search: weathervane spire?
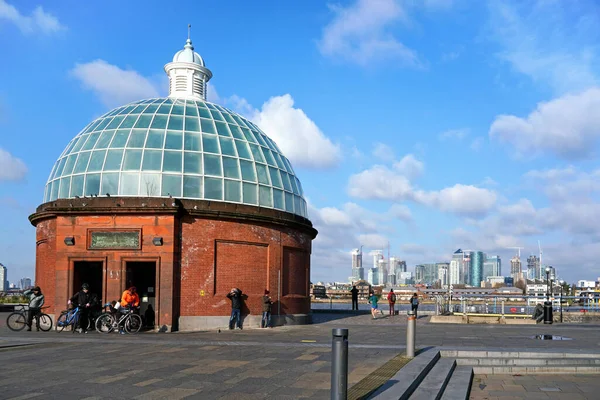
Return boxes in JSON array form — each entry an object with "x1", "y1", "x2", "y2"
[{"x1": 188, "y1": 24, "x2": 191, "y2": 41}]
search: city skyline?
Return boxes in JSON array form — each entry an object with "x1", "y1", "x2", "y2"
[{"x1": 1, "y1": 1, "x2": 600, "y2": 284}]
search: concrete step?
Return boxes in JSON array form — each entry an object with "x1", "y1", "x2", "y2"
[
  {"x1": 441, "y1": 350, "x2": 600, "y2": 359},
  {"x1": 472, "y1": 365, "x2": 600, "y2": 374},
  {"x1": 456, "y1": 357, "x2": 600, "y2": 366},
  {"x1": 440, "y1": 366, "x2": 473, "y2": 400},
  {"x1": 409, "y1": 358, "x2": 456, "y2": 400},
  {"x1": 369, "y1": 350, "x2": 440, "y2": 400}
]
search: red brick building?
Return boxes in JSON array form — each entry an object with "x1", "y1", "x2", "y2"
[{"x1": 29, "y1": 37, "x2": 317, "y2": 331}]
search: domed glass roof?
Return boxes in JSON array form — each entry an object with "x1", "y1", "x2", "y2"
[{"x1": 44, "y1": 97, "x2": 308, "y2": 218}]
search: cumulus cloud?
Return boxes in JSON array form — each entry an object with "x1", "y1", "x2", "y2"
[
  {"x1": 372, "y1": 142, "x2": 395, "y2": 162},
  {"x1": 317, "y1": 0, "x2": 420, "y2": 67},
  {"x1": 0, "y1": 0, "x2": 65, "y2": 34},
  {"x1": 348, "y1": 157, "x2": 496, "y2": 217},
  {"x1": 251, "y1": 94, "x2": 341, "y2": 169},
  {"x1": 0, "y1": 148, "x2": 27, "y2": 181},
  {"x1": 388, "y1": 203, "x2": 412, "y2": 223},
  {"x1": 71, "y1": 60, "x2": 160, "y2": 108},
  {"x1": 489, "y1": 88, "x2": 600, "y2": 159},
  {"x1": 358, "y1": 233, "x2": 389, "y2": 249},
  {"x1": 393, "y1": 154, "x2": 424, "y2": 180}
]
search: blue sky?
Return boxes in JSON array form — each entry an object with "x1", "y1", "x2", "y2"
[{"x1": 1, "y1": 0, "x2": 600, "y2": 285}]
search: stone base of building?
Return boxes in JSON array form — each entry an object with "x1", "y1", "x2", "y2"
[{"x1": 179, "y1": 314, "x2": 311, "y2": 331}]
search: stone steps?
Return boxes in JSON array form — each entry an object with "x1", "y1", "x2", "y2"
[
  {"x1": 456, "y1": 357, "x2": 600, "y2": 366},
  {"x1": 472, "y1": 365, "x2": 600, "y2": 374},
  {"x1": 410, "y1": 358, "x2": 456, "y2": 400}
]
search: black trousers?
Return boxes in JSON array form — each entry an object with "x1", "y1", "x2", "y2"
[
  {"x1": 78, "y1": 308, "x2": 90, "y2": 330},
  {"x1": 411, "y1": 305, "x2": 418, "y2": 315},
  {"x1": 27, "y1": 308, "x2": 41, "y2": 329},
  {"x1": 352, "y1": 298, "x2": 358, "y2": 310}
]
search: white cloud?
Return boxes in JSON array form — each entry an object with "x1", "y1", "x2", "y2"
[
  {"x1": 71, "y1": 60, "x2": 160, "y2": 108},
  {"x1": 372, "y1": 142, "x2": 395, "y2": 162},
  {"x1": 0, "y1": 148, "x2": 27, "y2": 181},
  {"x1": 358, "y1": 233, "x2": 389, "y2": 249},
  {"x1": 524, "y1": 166, "x2": 600, "y2": 202},
  {"x1": 488, "y1": 1, "x2": 599, "y2": 94},
  {"x1": 439, "y1": 128, "x2": 468, "y2": 141},
  {"x1": 489, "y1": 87, "x2": 600, "y2": 159},
  {"x1": 415, "y1": 184, "x2": 497, "y2": 217},
  {"x1": 388, "y1": 203, "x2": 412, "y2": 222},
  {"x1": 393, "y1": 154, "x2": 424, "y2": 179},
  {"x1": 319, "y1": 207, "x2": 353, "y2": 227},
  {"x1": 0, "y1": 0, "x2": 65, "y2": 34},
  {"x1": 318, "y1": 0, "x2": 420, "y2": 67},
  {"x1": 206, "y1": 82, "x2": 220, "y2": 104},
  {"x1": 251, "y1": 94, "x2": 341, "y2": 169},
  {"x1": 348, "y1": 161, "x2": 496, "y2": 217}
]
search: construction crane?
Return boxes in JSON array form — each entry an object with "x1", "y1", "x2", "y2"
[{"x1": 507, "y1": 247, "x2": 524, "y2": 259}]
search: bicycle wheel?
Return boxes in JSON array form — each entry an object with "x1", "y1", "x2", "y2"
[
  {"x1": 125, "y1": 313, "x2": 142, "y2": 334},
  {"x1": 56, "y1": 311, "x2": 68, "y2": 332},
  {"x1": 38, "y1": 314, "x2": 53, "y2": 332},
  {"x1": 95, "y1": 313, "x2": 114, "y2": 334},
  {"x1": 6, "y1": 312, "x2": 26, "y2": 331}
]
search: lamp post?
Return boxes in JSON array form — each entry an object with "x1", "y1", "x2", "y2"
[
  {"x1": 543, "y1": 267, "x2": 553, "y2": 324},
  {"x1": 559, "y1": 279, "x2": 564, "y2": 323}
]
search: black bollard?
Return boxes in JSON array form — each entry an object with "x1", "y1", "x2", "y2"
[
  {"x1": 331, "y1": 328, "x2": 348, "y2": 400},
  {"x1": 543, "y1": 301, "x2": 553, "y2": 324}
]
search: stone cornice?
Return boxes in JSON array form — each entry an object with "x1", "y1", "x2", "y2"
[{"x1": 29, "y1": 197, "x2": 318, "y2": 238}]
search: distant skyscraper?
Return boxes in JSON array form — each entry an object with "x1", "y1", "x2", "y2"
[
  {"x1": 452, "y1": 249, "x2": 471, "y2": 285},
  {"x1": 368, "y1": 268, "x2": 379, "y2": 285},
  {"x1": 470, "y1": 251, "x2": 484, "y2": 287},
  {"x1": 527, "y1": 255, "x2": 540, "y2": 280},
  {"x1": 510, "y1": 256, "x2": 523, "y2": 282},
  {"x1": 378, "y1": 259, "x2": 388, "y2": 286},
  {"x1": 449, "y1": 259, "x2": 460, "y2": 285},
  {"x1": 0, "y1": 264, "x2": 7, "y2": 292},
  {"x1": 351, "y1": 249, "x2": 364, "y2": 281},
  {"x1": 437, "y1": 263, "x2": 449, "y2": 286},
  {"x1": 20, "y1": 277, "x2": 32, "y2": 290},
  {"x1": 415, "y1": 263, "x2": 437, "y2": 285},
  {"x1": 483, "y1": 255, "x2": 501, "y2": 281}
]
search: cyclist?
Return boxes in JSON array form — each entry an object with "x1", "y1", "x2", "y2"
[
  {"x1": 23, "y1": 286, "x2": 44, "y2": 331},
  {"x1": 68, "y1": 283, "x2": 97, "y2": 333},
  {"x1": 119, "y1": 286, "x2": 140, "y2": 334}
]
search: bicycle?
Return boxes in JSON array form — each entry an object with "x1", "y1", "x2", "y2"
[
  {"x1": 95, "y1": 304, "x2": 142, "y2": 334},
  {"x1": 6, "y1": 304, "x2": 53, "y2": 332},
  {"x1": 56, "y1": 306, "x2": 90, "y2": 332}
]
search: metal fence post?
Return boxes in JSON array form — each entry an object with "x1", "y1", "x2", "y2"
[
  {"x1": 331, "y1": 328, "x2": 348, "y2": 400},
  {"x1": 407, "y1": 310, "x2": 416, "y2": 358}
]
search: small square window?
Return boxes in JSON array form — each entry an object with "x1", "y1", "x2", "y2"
[
  {"x1": 87, "y1": 150, "x2": 107, "y2": 172},
  {"x1": 243, "y1": 182, "x2": 258, "y2": 205},
  {"x1": 104, "y1": 149, "x2": 124, "y2": 171},
  {"x1": 273, "y1": 189, "x2": 284, "y2": 210},
  {"x1": 259, "y1": 185, "x2": 272, "y2": 207},
  {"x1": 204, "y1": 177, "x2": 223, "y2": 200},
  {"x1": 59, "y1": 177, "x2": 71, "y2": 198},
  {"x1": 167, "y1": 115, "x2": 184, "y2": 130},
  {"x1": 183, "y1": 175, "x2": 202, "y2": 198},
  {"x1": 140, "y1": 173, "x2": 160, "y2": 196},
  {"x1": 184, "y1": 132, "x2": 201, "y2": 151},
  {"x1": 219, "y1": 137, "x2": 237, "y2": 156},
  {"x1": 204, "y1": 154, "x2": 222, "y2": 176},
  {"x1": 142, "y1": 150, "x2": 162, "y2": 171},
  {"x1": 163, "y1": 151, "x2": 182, "y2": 172},
  {"x1": 184, "y1": 152, "x2": 202, "y2": 174},
  {"x1": 165, "y1": 130, "x2": 183, "y2": 150},
  {"x1": 223, "y1": 157, "x2": 240, "y2": 179},
  {"x1": 256, "y1": 163, "x2": 270, "y2": 185},
  {"x1": 215, "y1": 122, "x2": 231, "y2": 137},
  {"x1": 126, "y1": 130, "x2": 147, "y2": 148},
  {"x1": 161, "y1": 174, "x2": 182, "y2": 197},
  {"x1": 63, "y1": 154, "x2": 78, "y2": 175},
  {"x1": 123, "y1": 150, "x2": 142, "y2": 170},
  {"x1": 120, "y1": 115, "x2": 139, "y2": 129},
  {"x1": 146, "y1": 129, "x2": 165, "y2": 149},
  {"x1": 234, "y1": 140, "x2": 252, "y2": 159},
  {"x1": 70, "y1": 175, "x2": 84, "y2": 197},
  {"x1": 150, "y1": 115, "x2": 168, "y2": 129},
  {"x1": 224, "y1": 180, "x2": 241, "y2": 202},
  {"x1": 200, "y1": 118, "x2": 216, "y2": 134},
  {"x1": 202, "y1": 134, "x2": 219, "y2": 154},
  {"x1": 85, "y1": 174, "x2": 101, "y2": 196},
  {"x1": 240, "y1": 160, "x2": 257, "y2": 181},
  {"x1": 185, "y1": 116, "x2": 200, "y2": 132},
  {"x1": 110, "y1": 130, "x2": 130, "y2": 148},
  {"x1": 198, "y1": 108, "x2": 211, "y2": 119},
  {"x1": 73, "y1": 152, "x2": 91, "y2": 173},
  {"x1": 101, "y1": 173, "x2": 119, "y2": 195},
  {"x1": 82, "y1": 132, "x2": 101, "y2": 151}
]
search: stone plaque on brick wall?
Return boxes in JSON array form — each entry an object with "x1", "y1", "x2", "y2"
[{"x1": 89, "y1": 230, "x2": 140, "y2": 250}]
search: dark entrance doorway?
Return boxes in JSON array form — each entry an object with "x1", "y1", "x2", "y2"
[
  {"x1": 73, "y1": 261, "x2": 103, "y2": 300},
  {"x1": 125, "y1": 261, "x2": 157, "y2": 328}
]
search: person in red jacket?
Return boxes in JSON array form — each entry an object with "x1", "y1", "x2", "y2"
[{"x1": 387, "y1": 289, "x2": 397, "y2": 316}]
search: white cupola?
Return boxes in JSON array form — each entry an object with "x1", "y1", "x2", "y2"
[{"x1": 164, "y1": 25, "x2": 212, "y2": 100}]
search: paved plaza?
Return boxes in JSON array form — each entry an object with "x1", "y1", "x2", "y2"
[{"x1": 1, "y1": 312, "x2": 600, "y2": 399}]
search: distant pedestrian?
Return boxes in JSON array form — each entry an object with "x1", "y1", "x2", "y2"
[
  {"x1": 387, "y1": 289, "x2": 396, "y2": 316},
  {"x1": 350, "y1": 285, "x2": 359, "y2": 311},
  {"x1": 410, "y1": 293, "x2": 419, "y2": 316},
  {"x1": 261, "y1": 289, "x2": 273, "y2": 328},
  {"x1": 227, "y1": 288, "x2": 243, "y2": 330},
  {"x1": 369, "y1": 292, "x2": 379, "y2": 319},
  {"x1": 23, "y1": 286, "x2": 44, "y2": 331}
]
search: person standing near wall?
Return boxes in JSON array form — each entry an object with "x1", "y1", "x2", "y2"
[
  {"x1": 350, "y1": 285, "x2": 359, "y2": 311},
  {"x1": 387, "y1": 289, "x2": 396, "y2": 316},
  {"x1": 261, "y1": 289, "x2": 272, "y2": 328},
  {"x1": 227, "y1": 288, "x2": 243, "y2": 330},
  {"x1": 410, "y1": 293, "x2": 419, "y2": 316}
]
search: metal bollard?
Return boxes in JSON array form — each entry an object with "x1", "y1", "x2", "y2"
[
  {"x1": 331, "y1": 328, "x2": 348, "y2": 400},
  {"x1": 407, "y1": 310, "x2": 416, "y2": 358}
]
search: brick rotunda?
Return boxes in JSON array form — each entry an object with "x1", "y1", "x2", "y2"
[{"x1": 29, "y1": 34, "x2": 317, "y2": 331}]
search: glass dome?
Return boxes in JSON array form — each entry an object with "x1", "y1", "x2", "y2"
[{"x1": 44, "y1": 97, "x2": 308, "y2": 218}]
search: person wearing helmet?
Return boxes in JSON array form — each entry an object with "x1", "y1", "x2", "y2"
[{"x1": 69, "y1": 283, "x2": 97, "y2": 333}]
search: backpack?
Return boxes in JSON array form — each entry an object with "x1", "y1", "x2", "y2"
[
  {"x1": 390, "y1": 293, "x2": 396, "y2": 302},
  {"x1": 411, "y1": 297, "x2": 419, "y2": 306}
]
